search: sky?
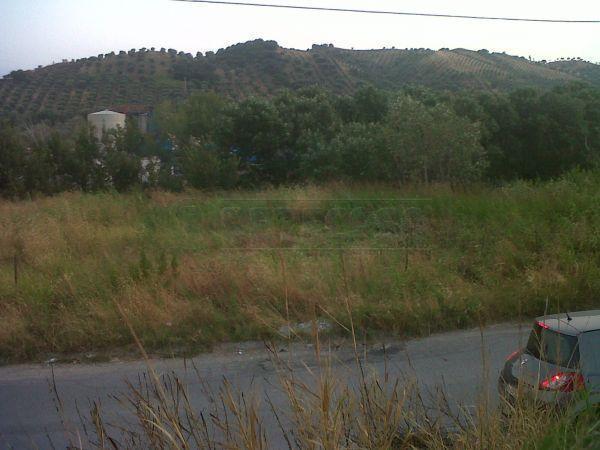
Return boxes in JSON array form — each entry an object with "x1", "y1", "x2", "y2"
[{"x1": 1, "y1": 0, "x2": 599, "y2": 76}]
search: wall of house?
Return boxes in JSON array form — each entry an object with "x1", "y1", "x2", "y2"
[{"x1": 87, "y1": 110, "x2": 126, "y2": 140}]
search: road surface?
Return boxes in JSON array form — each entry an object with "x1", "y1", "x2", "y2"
[{"x1": 0, "y1": 323, "x2": 529, "y2": 449}]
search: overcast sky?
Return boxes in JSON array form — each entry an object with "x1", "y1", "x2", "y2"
[{"x1": 1, "y1": 0, "x2": 599, "y2": 76}]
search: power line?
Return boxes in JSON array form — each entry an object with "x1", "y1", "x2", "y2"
[{"x1": 171, "y1": 0, "x2": 600, "y2": 24}]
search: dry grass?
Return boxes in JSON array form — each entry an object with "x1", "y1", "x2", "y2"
[
  {"x1": 49, "y1": 327, "x2": 584, "y2": 450},
  {"x1": 1, "y1": 174, "x2": 600, "y2": 361},
  {"x1": 41, "y1": 227, "x2": 600, "y2": 449}
]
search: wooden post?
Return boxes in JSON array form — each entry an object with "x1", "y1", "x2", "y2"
[
  {"x1": 404, "y1": 217, "x2": 411, "y2": 271},
  {"x1": 13, "y1": 254, "x2": 18, "y2": 287}
]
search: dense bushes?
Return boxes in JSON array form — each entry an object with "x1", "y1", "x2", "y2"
[
  {"x1": 154, "y1": 87, "x2": 488, "y2": 188},
  {"x1": 1, "y1": 83, "x2": 599, "y2": 197},
  {"x1": 0, "y1": 119, "x2": 156, "y2": 195}
]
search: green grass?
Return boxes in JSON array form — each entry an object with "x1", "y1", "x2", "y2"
[
  {"x1": 528, "y1": 406, "x2": 600, "y2": 450},
  {"x1": 1, "y1": 171, "x2": 600, "y2": 362}
]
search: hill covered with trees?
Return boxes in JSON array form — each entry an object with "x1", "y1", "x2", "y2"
[{"x1": 1, "y1": 39, "x2": 599, "y2": 123}]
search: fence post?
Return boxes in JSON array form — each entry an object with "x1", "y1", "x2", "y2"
[{"x1": 13, "y1": 254, "x2": 18, "y2": 287}]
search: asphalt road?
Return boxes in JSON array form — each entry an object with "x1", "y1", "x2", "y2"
[{"x1": 0, "y1": 323, "x2": 529, "y2": 449}]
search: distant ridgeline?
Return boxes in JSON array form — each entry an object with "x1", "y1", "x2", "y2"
[{"x1": 1, "y1": 39, "x2": 599, "y2": 124}]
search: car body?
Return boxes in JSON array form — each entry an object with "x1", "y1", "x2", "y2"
[{"x1": 499, "y1": 310, "x2": 600, "y2": 411}]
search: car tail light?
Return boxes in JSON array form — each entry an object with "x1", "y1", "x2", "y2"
[
  {"x1": 539, "y1": 372, "x2": 585, "y2": 392},
  {"x1": 536, "y1": 321, "x2": 550, "y2": 329},
  {"x1": 506, "y1": 349, "x2": 520, "y2": 361}
]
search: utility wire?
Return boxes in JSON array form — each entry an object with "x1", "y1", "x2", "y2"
[{"x1": 171, "y1": 0, "x2": 599, "y2": 24}]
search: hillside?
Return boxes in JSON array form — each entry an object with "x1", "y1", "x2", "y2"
[{"x1": 1, "y1": 39, "x2": 599, "y2": 123}]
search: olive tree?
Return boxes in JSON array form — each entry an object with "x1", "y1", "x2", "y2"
[{"x1": 386, "y1": 96, "x2": 487, "y2": 183}]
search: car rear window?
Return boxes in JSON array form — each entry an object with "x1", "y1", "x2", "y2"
[
  {"x1": 579, "y1": 330, "x2": 600, "y2": 379},
  {"x1": 525, "y1": 323, "x2": 580, "y2": 368}
]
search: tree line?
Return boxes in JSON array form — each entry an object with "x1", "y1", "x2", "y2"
[{"x1": 1, "y1": 83, "x2": 599, "y2": 196}]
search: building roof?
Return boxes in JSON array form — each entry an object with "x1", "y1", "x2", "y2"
[
  {"x1": 536, "y1": 310, "x2": 600, "y2": 335},
  {"x1": 110, "y1": 104, "x2": 153, "y2": 115},
  {"x1": 88, "y1": 109, "x2": 126, "y2": 116}
]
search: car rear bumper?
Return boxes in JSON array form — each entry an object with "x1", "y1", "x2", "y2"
[{"x1": 498, "y1": 360, "x2": 574, "y2": 407}]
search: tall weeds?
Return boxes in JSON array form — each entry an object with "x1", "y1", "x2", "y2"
[
  {"x1": 54, "y1": 330, "x2": 581, "y2": 450},
  {"x1": 47, "y1": 250, "x2": 592, "y2": 450},
  {"x1": 1, "y1": 174, "x2": 600, "y2": 360}
]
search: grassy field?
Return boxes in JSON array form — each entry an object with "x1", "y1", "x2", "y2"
[{"x1": 2, "y1": 171, "x2": 600, "y2": 362}]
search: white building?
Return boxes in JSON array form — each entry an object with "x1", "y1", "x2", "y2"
[{"x1": 87, "y1": 110, "x2": 126, "y2": 141}]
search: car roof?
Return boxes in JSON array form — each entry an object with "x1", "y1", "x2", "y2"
[{"x1": 536, "y1": 310, "x2": 600, "y2": 336}]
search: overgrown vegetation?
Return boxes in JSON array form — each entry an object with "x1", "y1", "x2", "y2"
[
  {"x1": 1, "y1": 174, "x2": 600, "y2": 361},
  {"x1": 2, "y1": 66, "x2": 600, "y2": 366},
  {"x1": 2, "y1": 83, "x2": 600, "y2": 198}
]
